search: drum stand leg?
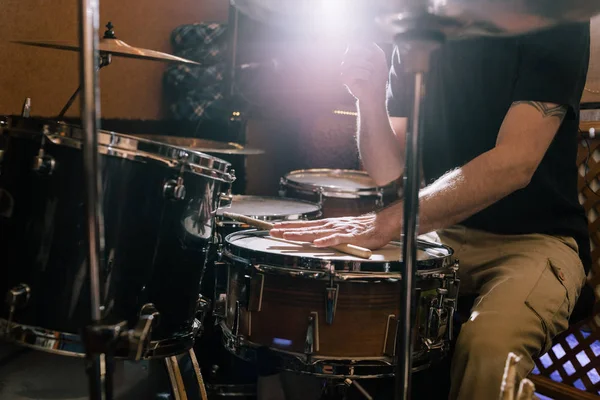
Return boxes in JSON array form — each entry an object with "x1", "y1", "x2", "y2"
[
  {"x1": 165, "y1": 356, "x2": 188, "y2": 400},
  {"x1": 343, "y1": 379, "x2": 373, "y2": 400},
  {"x1": 163, "y1": 349, "x2": 209, "y2": 400},
  {"x1": 188, "y1": 348, "x2": 209, "y2": 400}
]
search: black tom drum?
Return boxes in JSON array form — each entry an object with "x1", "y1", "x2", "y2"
[{"x1": 0, "y1": 116, "x2": 235, "y2": 359}]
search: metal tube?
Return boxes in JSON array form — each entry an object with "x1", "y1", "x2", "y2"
[
  {"x1": 396, "y1": 71, "x2": 425, "y2": 400},
  {"x1": 78, "y1": 0, "x2": 106, "y2": 399},
  {"x1": 78, "y1": 0, "x2": 104, "y2": 323}
]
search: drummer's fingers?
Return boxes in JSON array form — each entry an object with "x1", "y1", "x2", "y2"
[
  {"x1": 313, "y1": 233, "x2": 355, "y2": 247},
  {"x1": 279, "y1": 229, "x2": 339, "y2": 242}
]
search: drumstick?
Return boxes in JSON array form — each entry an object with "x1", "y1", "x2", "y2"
[{"x1": 222, "y1": 212, "x2": 373, "y2": 259}]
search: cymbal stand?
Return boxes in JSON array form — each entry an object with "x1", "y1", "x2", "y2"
[
  {"x1": 78, "y1": 0, "x2": 109, "y2": 398},
  {"x1": 392, "y1": 7, "x2": 445, "y2": 400},
  {"x1": 57, "y1": 22, "x2": 115, "y2": 120}
]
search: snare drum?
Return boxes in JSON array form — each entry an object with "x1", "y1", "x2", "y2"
[
  {"x1": 0, "y1": 116, "x2": 234, "y2": 359},
  {"x1": 279, "y1": 169, "x2": 400, "y2": 218},
  {"x1": 216, "y1": 230, "x2": 459, "y2": 379}
]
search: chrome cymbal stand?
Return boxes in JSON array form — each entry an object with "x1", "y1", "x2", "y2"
[
  {"x1": 392, "y1": 6, "x2": 446, "y2": 400},
  {"x1": 78, "y1": 0, "x2": 111, "y2": 398}
]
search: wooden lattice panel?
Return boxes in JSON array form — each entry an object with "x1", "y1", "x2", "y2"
[
  {"x1": 577, "y1": 127, "x2": 600, "y2": 295},
  {"x1": 531, "y1": 316, "x2": 600, "y2": 396}
]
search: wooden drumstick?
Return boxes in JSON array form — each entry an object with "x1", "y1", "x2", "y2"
[{"x1": 222, "y1": 212, "x2": 373, "y2": 259}]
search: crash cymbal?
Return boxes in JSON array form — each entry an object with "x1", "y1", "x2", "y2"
[
  {"x1": 134, "y1": 134, "x2": 265, "y2": 155},
  {"x1": 231, "y1": 0, "x2": 600, "y2": 40},
  {"x1": 13, "y1": 37, "x2": 199, "y2": 65}
]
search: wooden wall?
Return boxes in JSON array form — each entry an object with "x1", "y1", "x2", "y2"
[{"x1": 0, "y1": 0, "x2": 228, "y2": 120}]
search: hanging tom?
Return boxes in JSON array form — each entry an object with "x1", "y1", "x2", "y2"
[
  {"x1": 0, "y1": 116, "x2": 234, "y2": 359},
  {"x1": 279, "y1": 169, "x2": 400, "y2": 218}
]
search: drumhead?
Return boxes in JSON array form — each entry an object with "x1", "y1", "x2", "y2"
[
  {"x1": 282, "y1": 169, "x2": 396, "y2": 196},
  {"x1": 217, "y1": 196, "x2": 321, "y2": 222},
  {"x1": 0, "y1": 116, "x2": 233, "y2": 183},
  {"x1": 223, "y1": 230, "x2": 453, "y2": 274}
]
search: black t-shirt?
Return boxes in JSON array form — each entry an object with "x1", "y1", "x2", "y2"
[{"x1": 387, "y1": 23, "x2": 592, "y2": 272}]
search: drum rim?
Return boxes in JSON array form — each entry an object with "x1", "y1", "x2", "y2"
[
  {"x1": 281, "y1": 168, "x2": 396, "y2": 196},
  {"x1": 0, "y1": 115, "x2": 235, "y2": 183},
  {"x1": 216, "y1": 195, "x2": 323, "y2": 221},
  {"x1": 222, "y1": 230, "x2": 455, "y2": 275}
]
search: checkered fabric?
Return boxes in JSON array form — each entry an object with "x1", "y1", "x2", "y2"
[{"x1": 164, "y1": 23, "x2": 228, "y2": 122}]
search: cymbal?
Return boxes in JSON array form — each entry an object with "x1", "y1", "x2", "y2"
[
  {"x1": 12, "y1": 37, "x2": 199, "y2": 65},
  {"x1": 231, "y1": 0, "x2": 600, "y2": 40},
  {"x1": 133, "y1": 134, "x2": 265, "y2": 155}
]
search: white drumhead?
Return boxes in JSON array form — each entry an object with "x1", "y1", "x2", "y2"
[
  {"x1": 228, "y1": 234, "x2": 450, "y2": 262},
  {"x1": 286, "y1": 169, "x2": 378, "y2": 190},
  {"x1": 217, "y1": 196, "x2": 320, "y2": 218}
]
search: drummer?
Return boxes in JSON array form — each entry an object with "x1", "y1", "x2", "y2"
[{"x1": 270, "y1": 22, "x2": 591, "y2": 399}]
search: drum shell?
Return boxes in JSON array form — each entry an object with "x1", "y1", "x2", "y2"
[
  {"x1": 0, "y1": 127, "x2": 230, "y2": 351},
  {"x1": 222, "y1": 260, "x2": 448, "y2": 360}
]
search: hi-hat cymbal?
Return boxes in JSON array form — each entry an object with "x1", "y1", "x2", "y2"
[
  {"x1": 231, "y1": 0, "x2": 600, "y2": 40},
  {"x1": 134, "y1": 134, "x2": 265, "y2": 155},
  {"x1": 12, "y1": 37, "x2": 199, "y2": 65}
]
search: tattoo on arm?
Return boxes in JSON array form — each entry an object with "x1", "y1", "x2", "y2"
[{"x1": 512, "y1": 101, "x2": 567, "y2": 119}]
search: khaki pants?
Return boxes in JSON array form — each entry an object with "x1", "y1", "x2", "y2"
[
  {"x1": 257, "y1": 226, "x2": 587, "y2": 400},
  {"x1": 438, "y1": 226, "x2": 586, "y2": 400}
]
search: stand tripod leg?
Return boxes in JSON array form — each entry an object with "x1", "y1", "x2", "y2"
[
  {"x1": 165, "y1": 356, "x2": 188, "y2": 400},
  {"x1": 344, "y1": 379, "x2": 374, "y2": 400},
  {"x1": 188, "y1": 348, "x2": 209, "y2": 400}
]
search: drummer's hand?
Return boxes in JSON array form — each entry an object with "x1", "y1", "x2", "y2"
[
  {"x1": 341, "y1": 43, "x2": 388, "y2": 102},
  {"x1": 269, "y1": 212, "x2": 399, "y2": 250}
]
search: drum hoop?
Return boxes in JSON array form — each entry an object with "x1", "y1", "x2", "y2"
[
  {"x1": 223, "y1": 230, "x2": 455, "y2": 274},
  {"x1": 216, "y1": 195, "x2": 323, "y2": 221},
  {"x1": 282, "y1": 168, "x2": 395, "y2": 197},
  {"x1": 0, "y1": 116, "x2": 234, "y2": 183}
]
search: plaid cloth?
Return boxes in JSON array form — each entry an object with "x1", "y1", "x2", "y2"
[
  {"x1": 167, "y1": 86, "x2": 228, "y2": 122},
  {"x1": 164, "y1": 63, "x2": 224, "y2": 90},
  {"x1": 165, "y1": 23, "x2": 229, "y2": 122}
]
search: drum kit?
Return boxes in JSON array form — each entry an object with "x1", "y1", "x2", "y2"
[{"x1": 2, "y1": 0, "x2": 600, "y2": 399}]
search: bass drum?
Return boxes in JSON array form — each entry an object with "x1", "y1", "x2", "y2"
[
  {"x1": 198, "y1": 195, "x2": 321, "y2": 398},
  {"x1": 0, "y1": 116, "x2": 234, "y2": 359}
]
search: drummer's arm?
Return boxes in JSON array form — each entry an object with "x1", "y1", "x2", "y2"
[
  {"x1": 407, "y1": 101, "x2": 565, "y2": 235},
  {"x1": 357, "y1": 46, "x2": 408, "y2": 186}
]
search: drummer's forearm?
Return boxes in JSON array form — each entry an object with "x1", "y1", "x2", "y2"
[
  {"x1": 378, "y1": 147, "x2": 530, "y2": 236},
  {"x1": 356, "y1": 100, "x2": 405, "y2": 186}
]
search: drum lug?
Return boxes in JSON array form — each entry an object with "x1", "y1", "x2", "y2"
[
  {"x1": 4, "y1": 283, "x2": 31, "y2": 335},
  {"x1": 232, "y1": 301, "x2": 241, "y2": 336},
  {"x1": 376, "y1": 189, "x2": 384, "y2": 208},
  {"x1": 32, "y1": 148, "x2": 55, "y2": 175},
  {"x1": 278, "y1": 177, "x2": 287, "y2": 197},
  {"x1": 120, "y1": 303, "x2": 160, "y2": 361},
  {"x1": 304, "y1": 311, "x2": 320, "y2": 357},
  {"x1": 382, "y1": 314, "x2": 398, "y2": 357},
  {"x1": 325, "y1": 284, "x2": 339, "y2": 325},
  {"x1": 163, "y1": 177, "x2": 186, "y2": 201},
  {"x1": 213, "y1": 261, "x2": 229, "y2": 319},
  {"x1": 426, "y1": 287, "x2": 449, "y2": 341},
  {"x1": 196, "y1": 295, "x2": 211, "y2": 334},
  {"x1": 218, "y1": 192, "x2": 233, "y2": 209}
]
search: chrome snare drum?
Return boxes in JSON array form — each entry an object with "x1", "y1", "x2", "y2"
[
  {"x1": 216, "y1": 230, "x2": 459, "y2": 379},
  {"x1": 0, "y1": 116, "x2": 234, "y2": 359},
  {"x1": 279, "y1": 169, "x2": 400, "y2": 218}
]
